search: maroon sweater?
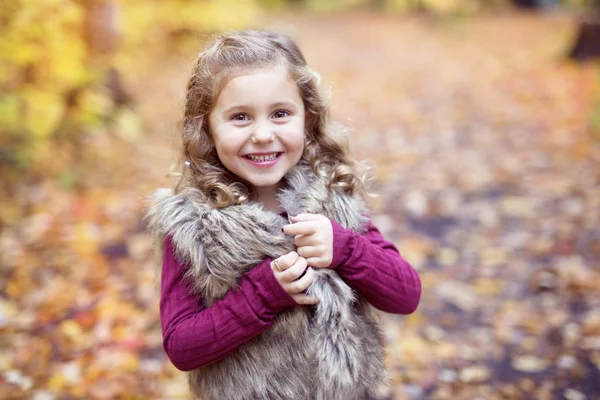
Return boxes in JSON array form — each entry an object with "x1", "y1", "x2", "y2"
[{"x1": 160, "y1": 218, "x2": 421, "y2": 371}]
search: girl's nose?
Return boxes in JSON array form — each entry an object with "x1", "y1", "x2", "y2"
[{"x1": 251, "y1": 121, "x2": 274, "y2": 143}]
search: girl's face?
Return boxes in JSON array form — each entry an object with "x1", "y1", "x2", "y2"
[{"x1": 208, "y1": 65, "x2": 305, "y2": 193}]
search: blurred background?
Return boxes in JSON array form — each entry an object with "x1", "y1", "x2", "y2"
[{"x1": 1, "y1": 0, "x2": 600, "y2": 398}]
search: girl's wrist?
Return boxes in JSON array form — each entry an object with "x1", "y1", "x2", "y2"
[
  {"x1": 328, "y1": 218, "x2": 355, "y2": 269},
  {"x1": 246, "y1": 259, "x2": 297, "y2": 312}
]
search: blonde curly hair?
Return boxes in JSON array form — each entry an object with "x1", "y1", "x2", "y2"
[{"x1": 175, "y1": 30, "x2": 366, "y2": 207}]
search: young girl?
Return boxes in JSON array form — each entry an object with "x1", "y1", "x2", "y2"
[{"x1": 147, "y1": 30, "x2": 421, "y2": 400}]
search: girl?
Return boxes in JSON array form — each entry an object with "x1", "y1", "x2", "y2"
[{"x1": 146, "y1": 30, "x2": 421, "y2": 400}]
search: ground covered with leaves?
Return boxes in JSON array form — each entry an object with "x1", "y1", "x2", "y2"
[{"x1": 1, "y1": 11, "x2": 599, "y2": 400}]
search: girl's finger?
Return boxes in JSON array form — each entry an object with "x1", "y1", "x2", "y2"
[
  {"x1": 294, "y1": 234, "x2": 317, "y2": 247},
  {"x1": 280, "y1": 256, "x2": 308, "y2": 282},
  {"x1": 306, "y1": 257, "x2": 325, "y2": 268},
  {"x1": 297, "y1": 245, "x2": 320, "y2": 258},
  {"x1": 290, "y1": 213, "x2": 323, "y2": 222},
  {"x1": 283, "y1": 221, "x2": 317, "y2": 236},
  {"x1": 271, "y1": 259, "x2": 285, "y2": 273},
  {"x1": 276, "y1": 251, "x2": 299, "y2": 271},
  {"x1": 286, "y1": 267, "x2": 315, "y2": 294},
  {"x1": 291, "y1": 293, "x2": 320, "y2": 305}
]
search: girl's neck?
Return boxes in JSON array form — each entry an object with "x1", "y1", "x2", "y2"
[{"x1": 253, "y1": 184, "x2": 283, "y2": 214}]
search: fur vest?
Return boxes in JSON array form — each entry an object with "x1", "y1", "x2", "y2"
[{"x1": 146, "y1": 162, "x2": 388, "y2": 400}]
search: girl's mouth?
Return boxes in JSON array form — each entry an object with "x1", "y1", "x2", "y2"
[{"x1": 243, "y1": 152, "x2": 282, "y2": 167}]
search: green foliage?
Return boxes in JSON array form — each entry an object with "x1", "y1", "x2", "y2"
[
  {"x1": 559, "y1": 0, "x2": 598, "y2": 9},
  {"x1": 303, "y1": 0, "x2": 364, "y2": 12},
  {"x1": 2, "y1": 0, "x2": 592, "y2": 186},
  {"x1": 0, "y1": 1, "x2": 90, "y2": 171},
  {"x1": 0, "y1": 0, "x2": 261, "y2": 181},
  {"x1": 284, "y1": 0, "x2": 510, "y2": 14},
  {"x1": 257, "y1": 0, "x2": 289, "y2": 10},
  {"x1": 384, "y1": 0, "x2": 485, "y2": 14},
  {"x1": 120, "y1": 0, "x2": 260, "y2": 49}
]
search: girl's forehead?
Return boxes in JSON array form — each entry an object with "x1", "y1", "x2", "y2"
[
  {"x1": 214, "y1": 65, "x2": 298, "y2": 101},
  {"x1": 220, "y1": 64, "x2": 292, "y2": 86}
]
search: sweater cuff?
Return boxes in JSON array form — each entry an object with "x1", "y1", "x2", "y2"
[
  {"x1": 244, "y1": 259, "x2": 297, "y2": 313},
  {"x1": 329, "y1": 218, "x2": 356, "y2": 269}
]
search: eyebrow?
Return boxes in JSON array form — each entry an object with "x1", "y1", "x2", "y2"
[{"x1": 221, "y1": 101, "x2": 298, "y2": 115}]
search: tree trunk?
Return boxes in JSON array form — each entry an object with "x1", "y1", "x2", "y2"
[
  {"x1": 569, "y1": 15, "x2": 600, "y2": 61},
  {"x1": 511, "y1": 0, "x2": 539, "y2": 9}
]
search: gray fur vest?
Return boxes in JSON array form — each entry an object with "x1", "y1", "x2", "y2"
[{"x1": 146, "y1": 162, "x2": 388, "y2": 400}]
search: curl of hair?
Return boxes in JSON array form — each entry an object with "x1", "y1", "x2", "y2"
[{"x1": 174, "y1": 30, "x2": 368, "y2": 208}]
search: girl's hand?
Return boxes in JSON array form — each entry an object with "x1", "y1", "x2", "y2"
[
  {"x1": 283, "y1": 213, "x2": 333, "y2": 269},
  {"x1": 271, "y1": 251, "x2": 319, "y2": 305}
]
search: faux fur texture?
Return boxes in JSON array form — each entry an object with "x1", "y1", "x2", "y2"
[{"x1": 146, "y1": 162, "x2": 388, "y2": 400}]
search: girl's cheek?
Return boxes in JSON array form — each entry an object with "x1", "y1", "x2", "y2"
[{"x1": 282, "y1": 133, "x2": 304, "y2": 149}]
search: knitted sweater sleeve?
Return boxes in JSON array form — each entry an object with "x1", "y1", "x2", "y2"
[
  {"x1": 160, "y1": 236, "x2": 296, "y2": 371},
  {"x1": 329, "y1": 219, "x2": 422, "y2": 314}
]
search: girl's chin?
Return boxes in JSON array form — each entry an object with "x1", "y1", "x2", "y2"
[{"x1": 248, "y1": 178, "x2": 283, "y2": 190}]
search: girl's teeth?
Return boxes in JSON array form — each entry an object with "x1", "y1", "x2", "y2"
[{"x1": 248, "y1": 153, "x2": 277, "y2": 162}]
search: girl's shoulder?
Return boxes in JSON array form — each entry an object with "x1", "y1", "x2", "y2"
[{"x1": 145, "y1": 186, "x2": 210, "y2": 237}]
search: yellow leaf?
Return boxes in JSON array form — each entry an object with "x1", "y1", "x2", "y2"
[
  {"x1": 21, "y1": 86, "x2": 65, "y2": 138},
  {"x1": 459, "y1": 365, "x2": 491, "y2": 383},
  {"x1": 60, "y1": 319, "x2": 83, "y2": 339},
  {"x1": 436, "y1": 247, "x2": 458, "y2": 266},
  {"x1": 474, "y1": 278, "x2": 503, "y2": 296},
  {"x1": 512, "y1": 356, "x2": 550, "y2": 373},
  {"x1": 73, "y1": 222, "x2": 101, "y2": 257},
  {"x1": 47, "y1": 371, "x2": 68, "y2": 391},
  {"x1": 114, "y1": 108, "x2": 142, "y2": 141},
  {"x1": 0, "y1": 95, "x2": 20, "y2": 131},
  {"x1": 0, "y1": 299, "x2": 17, "y2": 328}
]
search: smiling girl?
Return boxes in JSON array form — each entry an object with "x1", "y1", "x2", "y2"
[
  {"x1": 146, "y1": 30, "x2": 421, "y2": 400},
  {"x1": 207, "y1": 65, "x2": 305, "y2": 215}
]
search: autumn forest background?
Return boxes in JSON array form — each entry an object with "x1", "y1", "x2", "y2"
[{"x1": 1, "y1": 0, "x2": 600, "y2": 399}]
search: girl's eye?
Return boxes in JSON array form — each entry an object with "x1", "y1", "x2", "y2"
[
  {"x1": 231, "y1": 114, "x2": 249, "y2": 121},
  {"x1": 273, "y1": 110, "x2": 290, "y2": 119}
]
